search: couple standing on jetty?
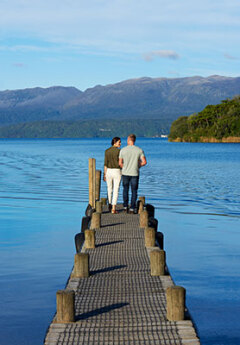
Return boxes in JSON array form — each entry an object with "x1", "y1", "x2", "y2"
[{"x1": 104, "y1": 134, "x2": 147, "y2": 214}]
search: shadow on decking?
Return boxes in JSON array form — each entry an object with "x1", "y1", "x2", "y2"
[
  {"x1": 76, "y1": 303, "x2": 129, "y2": 320},
  {"x1": 101, "y1": 222, "x2": 124, "y2": 228},
  {"x1": 91, "y1": 265, "x2": 127, "y2": 275},
  {"x1": 96, "y1": 240, "x2": 124, "y2": 247}
]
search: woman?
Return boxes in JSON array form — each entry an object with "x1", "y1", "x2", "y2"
[{"x1": 104, "y1": 137, "x2": 121, "y2": 213}]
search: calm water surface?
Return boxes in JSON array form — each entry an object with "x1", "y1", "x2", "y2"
[{"x1": 0, "y1": 138, "x2": 239, "y2": 345}]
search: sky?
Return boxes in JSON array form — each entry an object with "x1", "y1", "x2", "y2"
[{"x1": 0, "y1": 0, "x2": 240, "y2": 91}]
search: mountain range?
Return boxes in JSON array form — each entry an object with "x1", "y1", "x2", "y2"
[{"x1": 0, "y1": 75, "x2": 240, "y2": 137}]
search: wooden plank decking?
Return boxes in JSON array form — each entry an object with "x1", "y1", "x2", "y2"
[{"x1": 44, "y1": 205, "x2": 200, "y2": 345}]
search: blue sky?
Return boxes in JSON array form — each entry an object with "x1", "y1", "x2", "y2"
[{"x1": 0, "y1": 0, "x2": 240, "y2": 91}]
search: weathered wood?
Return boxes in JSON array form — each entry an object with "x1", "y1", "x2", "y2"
[
  {"x1": 156, "y1": 231, "x2": 164, "y2": 249},
  {"x1": 90, "y1": 212, "x2": 101, "y2": 229},
  {"x1": 45, "y1": 203, "x2": 200, "y2": 345},
  {"x1": 84, "y1": 229, "x2": 95, "y2": 249},
  {"x1": 73, "y1": 253, "x2": 89, "y2": 278},
  {"x1": 145, "y1": 204, "x2": 155, "y2": 218},
  {"x1": 95, "y1": 170, "x2": 101, "y2": 201},
  {"x1": 74, "y1": 233, "x2": 84, "y2": 253},
  {"x1": 95, "y1": 200, "x2": 102, "y2": 213},
  {"x1": 148, "y1": 217, "x2": 158, "y2": 231},
  {"x1": 139, "y1": 196, "x2": 146, "y2": 205},
  {"x1": 81, "y1": 216, "x2": 91, "y2": 233},
  {"x1": 56, "y1": 290, "x2": 75, "y2": 323},
  {"x1": 144, "y1": 227, "x2": 156, "y2": 247},
  {"x1": 139, "y1": 209, "x2": 148, "y2": 228},
  {"x1": 166, "y1": 286, "x2": 186, "y2": 321},
  {"x1": 92, "y1": 159, "x2": 96, "y2": 208},
  {"x1": 138, "y1": 200, "x2": 144, "y2": 214},
  {"x1": 100, "y1": 197, "x2": 107, "y2": 205},
  {"x1": 150, "y1": 249, "x2": 166, "y2": 276},
  {"x1": 88, "y1": 158, "x2": 96, "y2": 207}
]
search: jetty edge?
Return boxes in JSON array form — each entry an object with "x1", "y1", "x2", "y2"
[{"x1": 44, "y1": 158, "x2": 200, "y2": 345}]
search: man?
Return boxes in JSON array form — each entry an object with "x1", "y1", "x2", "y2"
[{"x1": 119, "y1": 134, "x2": 147, "y2": 214}]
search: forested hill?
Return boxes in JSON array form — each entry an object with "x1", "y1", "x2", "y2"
[
  {"x1": 0, "y1": 75, "x2": 240, "y2": 138},
  {"x1": 168, "y1": 96, "x2": 240, "y2": 142}
]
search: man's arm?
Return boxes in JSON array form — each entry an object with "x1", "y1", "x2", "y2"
[
  {"x1": 119, "y1": 157, "x2": 123, "y2": 169},
  {"x1": 139, "y1": 156, "x2": 147, "y2": 167}
]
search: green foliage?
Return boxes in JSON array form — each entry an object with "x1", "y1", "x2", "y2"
[
  {"x1": 169, "y1": 96, "x2": 240, "y2": 141},
  {"x1": 0, "y1": 119, "x2": 170, "y2": 138}
]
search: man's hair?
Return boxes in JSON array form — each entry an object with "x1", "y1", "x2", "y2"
[
  {"x1": 111, "y1": 137, "x2": 121, "y2": 146},
  {"x1": 128, "y1": 134, "x2": 136, "y2": 143}
]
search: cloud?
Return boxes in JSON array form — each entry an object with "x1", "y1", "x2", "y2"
[
  {"x1": 224, "y1": 53, "x2": 239, "y2": 60},
  {"x1": 13, "y1": 63, "x2": 25, "y2": 67},
  {"x1": 0, "y1": 0, "x2": 240, "y2": 55},
  {"x1": 143, "y1": 50, "x2": 180, "y2": 62}
]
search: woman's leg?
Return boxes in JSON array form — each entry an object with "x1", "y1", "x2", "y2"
[
  {"x1": 106, "y1": 169, "x2": 113, "y2": 205},
  {"x1": 112, "y1": 170, "x2": 121, "y2": 210}
]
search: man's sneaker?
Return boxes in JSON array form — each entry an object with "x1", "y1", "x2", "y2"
[
  {"x1": 129, "y1": 208, "x2": 134, "y2": 214},
  {"x1": 123, "y1": 207, "x2": 128, "y2": 213}
]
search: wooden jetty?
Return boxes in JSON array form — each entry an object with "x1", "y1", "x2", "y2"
[{"x1": 44, "y1": 159, "x2": 200, "y2": 345}]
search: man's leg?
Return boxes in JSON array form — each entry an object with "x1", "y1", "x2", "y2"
[
  {"x1": 122, "y1": 175, "x2": 130, "y2": 209},
  {"x1": 130, "y1": 176, "x2": 139, "y2": 211}
]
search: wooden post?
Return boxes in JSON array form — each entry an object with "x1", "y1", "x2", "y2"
[
  {"x1": 139, "y1": 209, "x2": 148, "y2": 228},
  {"x1": 85, "y1": 229, "x2": 95, "y2": 249},
  {"x1": 139, "y1": 196, "x2": 146, "y2": 205},
  {"x1": 156, "y1": 232, "x2": 164, "y2": 249},
  {"x1": 166, "y1": 286, "x2": 186, "y2": 321},
  {"x1": 100, "y1": 197, "x2": 107, "y2": 205},
  {"x1": 138, "y1": 200, "x2": 144, "y2": 214},
  {"x1": 56, "y1": 290, "x2": 75, "y2": 323},
  {"x1": 150, "y1": 249, "x2": 166, "y2": 276},
  {"x1": 95, "y1": 170, "x2": 101, "y2": 201},
  {"x1": 92, "y1": 159, "x2": 96, "y2": 208},
  {"x1": 144, "y1": 227, "x2": 156, "y2": 247},
  {"x1": 95, "y1": 200, "x2": 102, "y2": 214},
  {"x1": 88, "y1": 158, "x2": 96, "y2": 207},
  {"x1": 91, "y1": 212, "x2": 101, "y2": 229},
  {"x1": 73, "y1": 253, "x2": 89, "y2": 278}
]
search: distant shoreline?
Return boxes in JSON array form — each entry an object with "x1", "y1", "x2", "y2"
[{"x1": 169, "y1": 136, "x2": 240, "y2": 143}]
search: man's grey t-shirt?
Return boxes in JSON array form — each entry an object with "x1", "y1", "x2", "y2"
[{"x1": 119, "y1": 145, "x2": 145, "y2": 176}]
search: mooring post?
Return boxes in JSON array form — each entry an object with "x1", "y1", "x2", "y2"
[
  {"x1": 166, "y1": 286, "x2": 186, "y2": 321},
  {"x1": 140, "y1": 209, "x2": 148, "y2": 228},
  {"x1": 95, "y1": 200, "x2": 102, "y2": 213},
  {"x1": 56, "y1": 290, "x2": 75, "y2": 323},
  {"x1": 95, "y1": 170, "x2": 101, "y2": 202},
  {"x1": 138, "y1": 200, "x2": 144, "y2": 214},
  {"x1": 150, "y1": 249, "x2": 166, "y2": 276},
  {"x1": 88, "y1": 158, "x2": 96, "y2": 208},
  {"x1": 139, "y1": 196, "x2": 146, "y2": 205},
  {"x1": 73, "y1": 253, "x2": 89, "y2": 278},
  {"x1": 85, "y1": 229, "x2": 96, "y2": 249},
  {"x1": 100, "y1": 197, "x2": 107, "y2": 205},
  {"x1": 91, "y1": 212, "x2": 101, "y2": 229},
  {"x1": 156, "y1": 232, "x2": 164, "y2": 249},
  {"x1": 144, "y1": 227, "x2": 156, "y2": 247}
]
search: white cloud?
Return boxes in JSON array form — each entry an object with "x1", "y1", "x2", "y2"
[
  {"x1": 224, "y1": 53, "x2": 239, "y2": 60},
  {"x1": 13, "y1": 62, "x2": 25, "y2": 67},
  {"x1": 0, "y1": 0, "x2": 240, "y2": 55},
  {"x1": 0, "y1": 45, "x2": 50, "y2": 52},
  {"x1": 143, "y1": 50, "x2": 180, "y2": 61}
]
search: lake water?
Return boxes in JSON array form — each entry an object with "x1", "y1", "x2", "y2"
[{"x1": 0, "y1": 138, "x2": 239, "y2": 345}]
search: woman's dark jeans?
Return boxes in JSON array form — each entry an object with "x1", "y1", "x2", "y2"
[{"x1": 122, "y1": 175, "x2": 139, "y2": 210}]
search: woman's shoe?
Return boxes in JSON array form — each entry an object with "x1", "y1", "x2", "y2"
[
  {"x1": 111, "y1": 209, "x2": 119, "y2": 214},
  {"x1": 108, "y1": 204, "x2": 112, "y2": 212}
]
